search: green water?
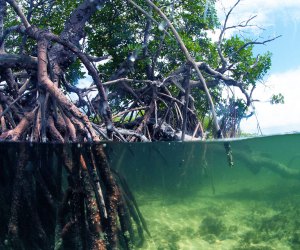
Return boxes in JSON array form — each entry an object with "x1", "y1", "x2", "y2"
[
  {"x1": 106, "y1": 134, "x2": 300, "y2": 250},
  {"x1": 1, "y1": 134, "x2": 300, "y2": 249}
]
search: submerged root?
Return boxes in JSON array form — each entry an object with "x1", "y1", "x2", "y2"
[
  {"x1": 93, "y1": 145, "x2": 120, "y2": 249},
  {"x1": 82, "y1": 169, "x2": 106, "y2": 250},
  {"x1": 7, "y1": 145, "x2": 29, "y2": 249},
  {"x1": 113, "y1": 169, "x2": 150, "y2": 238},
  {"x1": 234, "y1": 151, "x2": 300, "y2": 179},
  {"x1": 1, "y1": 144, "x2": 148, "y2": 250}
]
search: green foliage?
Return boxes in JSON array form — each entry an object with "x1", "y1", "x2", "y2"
[
  {"x1": 3, "y1": 0, "x2": 275, "y2": 136},
  {"x1": 4, "y1": 0, "x2": 83, "y2": 74},
  {"x1": 5, "y1": 0, "x2": 82, "y2": 50},
  {"x1": 270, "y1": 93, "x2": 284, "y2": 104},
  {"x1": 88, "y1": 0, "x2": 219, "y2": 78},
  {"x1": 65, "y1": 59, "x2": 85, "y2": 85},
  {"x1": 223, "y1": 36, "x2": 272, "y2": 86},
  {"x1": 81, "y1": 0, "x2": 224, "y2": 118}
]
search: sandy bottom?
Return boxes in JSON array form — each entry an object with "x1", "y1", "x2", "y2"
[{"x1": 135, "y1": 171, "x2": 300, "y2": 250}]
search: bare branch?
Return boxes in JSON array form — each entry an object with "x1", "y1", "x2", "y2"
[
  {"x1": 0, "y1": 88, "x2": 36, "y2": 119},
  {"x1": 230, "y1": 35, "x2": 282, "y2": 58},
  {"x1": 197, "y1": 62, "x2": 251, "y2": 106},
  {"x1": 145, "y1": 0, "x2": 222, "y2": 137},
  {"x1": 217, "y1": 0, "x2": 241, "y2": 69},
  {"x1": 225, "y1": 15, "x2": 258, "y2": 31},
  {"x1": 86, "y1": 54, "x2": 112, "y2": 62},
  {"x1": 0, "y1": 54, "x2": 37, "y2": 69}
]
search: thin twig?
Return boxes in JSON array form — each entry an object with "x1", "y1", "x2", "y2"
[{"x1": 145, "y1": 0, "x2": 222, "y2": 138}]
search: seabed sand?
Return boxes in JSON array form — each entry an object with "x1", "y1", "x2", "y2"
[
  {"x1": 134, "y1": 169, "x2": 300, "y2": 250},
  {"x1": 109, "y1": 134, "x2": 300, "y2": 250}
]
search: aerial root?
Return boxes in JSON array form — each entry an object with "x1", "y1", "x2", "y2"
[
  {"x1": 2, "y1": 144, "x2": 148, "y2": 249},
  {"x1": 7, "y1": 145, "x2": 29, "y2": 249}
]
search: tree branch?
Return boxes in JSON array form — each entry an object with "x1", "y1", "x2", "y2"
[
  {"x1": 145, "y1": 0, "x2": 222, "y2": 138},
  {"x1": 0, "y1": 54, "x2": 37, "y2": 69},
  {"x1": 5, "y1": 0, "x2": 31, "y2": 28}
]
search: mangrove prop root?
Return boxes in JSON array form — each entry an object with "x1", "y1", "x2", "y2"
[
  {"x1": 23, "y1": 176, "x2": 50, "y2": 250},
  {"x1": 224, "y1": 142, "x2": 234, "y2": 168},
  {"x1": 113, "y1": 169, "x2": 150, "y2": 237},
  {"x1": 121, "y1": 191, "x2": 145, "y2": 247},
  {"x1": 65, "y1": 145, "x2": 86, "y2": 250},
  {"x1": 61, "y1": 219, "x2": 78, "y2": 249},
  {"x1": 93, "y1": 145, "x2": 120, "y2": 249},
  {"x1": 7, "y1": 144, "x2": 29, "y2": 249},
  {"x1": 81, "y1": 169, "x2": 106, "y2": 250},
  {"x1": 235, "y1": 151, "x2": 300, "y2": 179},
  {"x1": 117, "y1": 195, "x2": 135, "y2": 249},
  {"x1": 1, "y1": 144, "x2": 147, "y2": 250},
  {"x1": 82, "y1": 148, "x2": 108, "y2": 220}
]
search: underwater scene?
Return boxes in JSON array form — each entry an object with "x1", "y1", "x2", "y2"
[
  {"x1": 1, "y1": 134, "x2": 300, "y2": 249},
  {"x1": 107, "y1": 134, "x2": 300, "y2": 250}
]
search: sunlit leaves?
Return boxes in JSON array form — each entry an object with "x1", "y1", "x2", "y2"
[
  {"x1": 270, "y1": 93, "x2": 284, "y2": 104},
  {"x1": 223, "y1": 36, "x2": 272, "y2": 86}
]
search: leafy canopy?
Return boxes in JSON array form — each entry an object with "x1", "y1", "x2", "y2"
[{"x1": 2, "y1": 0, "x2": 277, "y2": 138}]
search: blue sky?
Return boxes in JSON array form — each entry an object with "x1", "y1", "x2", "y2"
[{"x1": 215, "y1": 0, "x2": 300, "y2": 135}]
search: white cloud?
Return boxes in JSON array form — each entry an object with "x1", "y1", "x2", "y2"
[
  {"x1": 216, "y1": 0, "x2": 300, "y2": 19},
  {"x1": 210, "y1": 1, "x2": 300, "y2": 135},
  {"x1": 215, "y1": 0, "x2": 300, "y2": 37},
  {"x1": 240, "y1": 66, "x2": 300, "y2": 134}
]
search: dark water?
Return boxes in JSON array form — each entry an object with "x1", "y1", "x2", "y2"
[{"x1": 1, "y1": 134, "x2": 300, "y2": 249}]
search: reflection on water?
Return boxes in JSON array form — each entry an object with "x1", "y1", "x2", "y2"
[{"x1": 1, "y1": 134, "x2": 300, "y2": 249}]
